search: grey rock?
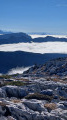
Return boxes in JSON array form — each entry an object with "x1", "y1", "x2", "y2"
[
  {"x1": 23, "y1": 99, "x2": 45, "y2": 112},
  {"x1": 2, "y1": 86, "x2": 28, "y2": 98},
  {"x1": 0, "y1": 116, "x2": 7, "y2": 120},
  {"x1": 40, "y1": 89, "x2": 53, "y2": 96},
  {"x1": 0, "y1": 88, "x2": 6, "y2": 98}
]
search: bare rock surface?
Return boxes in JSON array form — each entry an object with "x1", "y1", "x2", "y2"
[
  {"x1": 0, "y1": 79, "x2": 66, "y2": 120},
  {"x1": 0, "y1": 58, "x2": 67, "y2": 119}
]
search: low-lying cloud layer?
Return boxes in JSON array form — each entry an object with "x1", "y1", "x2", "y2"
[
  {"x1": 0, "y1": 42, "x2": 67, "y2": 54},
  {"x1": 8, "y1": 67, "x2": 30, "y2": 75},
  {"x1": 0, "y1": 35, "x2": 67, "y2": 74},
  {"x1": 30, "y1": 35, "x2": 67, "y2": 39}
]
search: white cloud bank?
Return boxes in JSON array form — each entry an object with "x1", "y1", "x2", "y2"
[
  {"x1": 0, "y1": 35, "x2": 67, "y2": 74},
  {"x1": 30, "y1": 35, "x2": 67, "y2": 39},
  {"x1": 0, "y1": 42, "x2": 67, "y2": 54},
  {"x1": 7, "y1": 67, "x2": 30, "y2": 75}
]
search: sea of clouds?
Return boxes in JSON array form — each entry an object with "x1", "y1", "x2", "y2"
[
  {"x1": 30, "y1": 34, "x2": 67, "y2": 39},
  {"x1": 0, "y1": 34, "x2": 67, "y2": 74},
  {"x1": 0, "y1": 42, "x2": 67, "y2": 54}
]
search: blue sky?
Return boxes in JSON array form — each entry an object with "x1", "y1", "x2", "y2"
[{"x1": 0, "y1": 0, "x2": 67, "y2": 34}]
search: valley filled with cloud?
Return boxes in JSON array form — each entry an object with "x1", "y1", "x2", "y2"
[{"x1": 0, "y1": 41, "x2": 67, "y2": 54}]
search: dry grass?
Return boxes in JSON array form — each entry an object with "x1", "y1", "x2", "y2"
[
  {"x1": 52, "y1": 78, "x2": 67, "y2": 83},
  {"x1": 44, "y1": 103, "x2": 57, "y2": 110},
  {"x1": 49, "y1": 77, "x2": 67, "y2": 84},
  {"x1": 0, "y1": 101, "x2": 8, "y2": 106},
  {"x1": 25, "y1": 93, "x2": 53, "y2": 101},
  {"x1": 59, "y1": 96, "x2": 67, "y2": 101},
  {"x1": 32, "y1": 70, "x2": 37, "y2": 74},
  {"x1": 11, "y1": 99, "x2": 21, "y2": 103},
  {"x1": 16, "y1": 78, "x2": 29, "y2": 82}
]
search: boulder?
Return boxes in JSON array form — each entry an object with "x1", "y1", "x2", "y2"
[
  {"x1": 2, "y1": 86, "x2": 28, "y2": 98},
  {"x1": 40, "y1": 89, "x2": 53, "y2": 96},
  {"x1": 23, "y1": 99, "x2": 45, "y2": 112},
  {"x1": 0, "y1": 88, "x2": 6, "y2": 98},
  {"x1": 0, "y1": 116, "x2": 7, "y2": 120}
]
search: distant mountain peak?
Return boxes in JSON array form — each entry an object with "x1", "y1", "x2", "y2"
[
  {"x1": 28, "y1": 32, "x2": 47, "y2": 35},
  {"x1": 0, "y1": 30, "x2": 12, "y2": 34}
]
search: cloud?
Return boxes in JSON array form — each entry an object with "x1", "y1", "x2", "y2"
[
  {"x1": 0, "y1": 41, "x2": 67, "y2": 54},
  {"x1": 7, "y1": 66, "x2": 30, "y2": 75},
  {"x1": 0, "y1": 35, "x2": 67, "y2": 54}
]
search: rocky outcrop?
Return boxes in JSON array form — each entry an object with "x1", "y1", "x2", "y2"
[
  {"x1": 0, "y1": 57, "x2": 67, "y2": 119},
  {"x1": 2, "y1": 86, "x2": 28, "y2": 98},
  {"x1": 23, "y1": 57, "x2": 67, "y2": 77},
  {"x1": 0, "y1": 98, "x2": 67, "y2": 120},
  {"x1": 0, "y1": 77, "x2": 66, "y2": 120},
  {"x1": 40, "y1": 89, "x2": 53, "y2": 96},
  {"x1": 0, "y1": 88, "x2": 6, "y2": 98}
]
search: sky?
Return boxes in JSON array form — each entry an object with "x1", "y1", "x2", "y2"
[{"x1": 0, "y1": 0, "x2": 67, "y2": 34}]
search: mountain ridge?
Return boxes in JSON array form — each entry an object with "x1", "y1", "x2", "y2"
[
  {"x1": 0, "y1": 33, "x2": 67, "y2": 45},
  {"x1": 0, "y1": 51, "x2": 67, "y2": 74},
  {"x1": 23, "y1": 57, "x2": 67, "y2": 77},
  {"x1": 0, "y1": 30, "x2": 12, "y2": 34}
]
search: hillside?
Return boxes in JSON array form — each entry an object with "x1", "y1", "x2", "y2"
[
  {"x1": 23, "y1": 57, "x2": 67, "y2": 77},
  {"x1": 0, "y1": 32, "x2": 32, "y2": 44},
  {"x1": 0, "y1": 33, "x2": 67, "y2": 45},
  {"x1": 0, "y1": 57, "x2": 67, "y2": 120},
  {"x1": 33, "y1": 36, "x2": 67, "y2": 42},
  {"x1": 0, "y1": 51, "x2": 67, "y2": 74}
]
